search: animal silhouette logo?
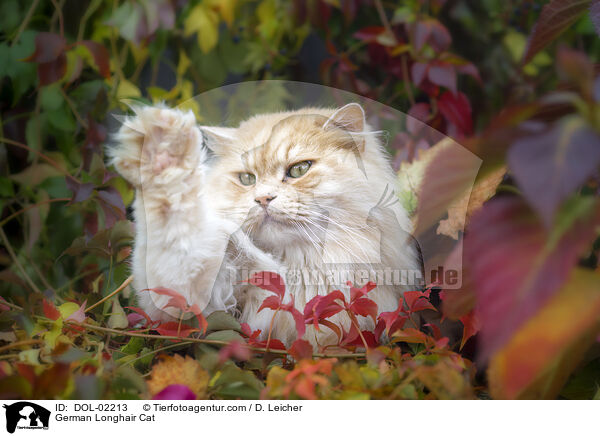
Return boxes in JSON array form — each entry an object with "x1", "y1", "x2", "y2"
[{"x1": 3, "y1": 402, "x2": 50, "y2": 433}]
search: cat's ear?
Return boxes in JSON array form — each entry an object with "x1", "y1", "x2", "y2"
[
  {"x1": 323, "y1": 103, "x2": 366, "y2": 133},
  {"x1": 201, "y1": 126, "x2": 236, "y2": 155}
]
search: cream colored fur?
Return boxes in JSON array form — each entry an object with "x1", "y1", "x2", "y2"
[{"x1": 110, "y1": 103, "x2": 421, "y2": 349}]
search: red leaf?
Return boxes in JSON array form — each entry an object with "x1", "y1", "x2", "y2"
[
  {"x1": 288, "y1": 339, "x2": 313, "y2": 360},
  {"x1": 378, "y1": 305, "x2": 408, "y2": 336},
  {"x1": 281, "y1": 298, "x2": 306, "y2": 338},
  {"x1": 348, "y1": 330, "x2": 378, "y2": 348},
  {"x1": 187, "y1": 304, "x2": 208, "y2": 335},
  {"x1": 411, "y1": 19, "x2": 451, "y2": 52},
  {"x1": 457, "y1": 62, "x2": 482, "y2": 84},
  {"x1": 348, "y1": 281, "x2": 376, "y2": 302},
  {"x1": 240, "y1": 322, "x2": 260, "y2": 340},
  {"x1": 24, "y1": 32, "x2": 66, "y2": 63},
  {"x1": 466, "y1": 197, "x2": 600, "y2": 361},
  {"x1": 303, "y1": 291, "x2": 345, "y2": 329},
  {"x1": 437, "y1": 91, "x2": 473, "y2": 136},
  {"x1": 428, "y1": 62, "x2": 457, "y2": 94},
  {"x1": 411, "y1": 62, "x2": 428, "y2": 86},
  {"x1": 522, "y1": 0, "x2": 592, "y2": 65},
  {"x1": 257, "y1": 295, "x2": 282, "y2": 313},
  {"x1": 79, "y1": 41, "x2": 110, "y2": 79},
  {"x1": 507, "y1": 120, "x2": 600, "y2": 227},
  {"x1": 37, "y1": 54, "x2": 67, "y2": 86},
  {"x1": 255, "y1": 339, "x2": 286, "y2": 351},
  {"x1": 145, "y1": 287, "x2": 188, "y2": 312},
  {"x1": 404, "y1": 289, "x2": 436, "y2": 313},
  {"x1": 353, "y1": 26, "x2": 386, "y2": 41},
  {"x1": 459, "y1": 310, "x2": 480, "y2": 350},
  {"x1": 43, "y1": 299, "x2": 61, "y2": 321},
  {"x1": 125, "y1": 306, "x2": 155, "y2": 328},
  {"x1": 348, "y1": 298, "x2": 378, "y2": 323},
  {"x1": 248, "y1": 271, "x2": 286, "y2": 299},
  {"x1": 154, "y1": 322, "x2": 198, "y2": 338},
  {"x1": 218, "y1": 341, "x2": 251, "y2": 362},
  {"x1": 65, "y1": 178, "x2": 95, "y2": 204},
  {"x1": 97, "y1": 187, "x2": 126, "y2": 221}
]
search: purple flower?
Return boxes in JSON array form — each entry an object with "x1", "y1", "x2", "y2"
[{"x1": 152, "y1": 384, "x2": 196, "y2": 400}]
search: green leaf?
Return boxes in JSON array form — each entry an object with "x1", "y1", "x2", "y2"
[
  {"x1": 108, "y1": 298, "x2": 128, "y2": 329},
  {"x1": 40, "y1": 83, "x2": 64, "y2": 111},
  {"x1": 206, "y1": 311, "x2": 241, "y2": 332},
  {"x1": 212, "y1": 364, "x2": 264, "y2": 400},
  {"x1": 204, "y1": 329, "x2": 244, "y2": 342}
]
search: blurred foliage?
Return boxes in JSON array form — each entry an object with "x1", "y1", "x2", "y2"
[{"x1": 0, "y1": 0, "x2": 599, "y2": 400}]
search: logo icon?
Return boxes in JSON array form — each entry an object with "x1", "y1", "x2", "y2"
[{"x1": 3, "y1": 402, "x2": 50, "y2": 433}]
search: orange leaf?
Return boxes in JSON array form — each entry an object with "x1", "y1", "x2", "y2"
[{"x1": 488, "y1": 268, "x2": 600, "y2": 399}]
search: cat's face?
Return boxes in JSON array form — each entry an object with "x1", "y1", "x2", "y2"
[{"x1": 206, "y1": 104, "x2": 374, "y2": 250}]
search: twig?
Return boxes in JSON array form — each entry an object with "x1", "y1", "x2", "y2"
[
  {"x1": 49, "y1": 0, "x2": 65, "y2": 38},
  {"x1": 11, "y1": 0, "x2": 40, "y2": 47},
  {"x1": 85, "y1": 275, "x2": 134, "y2": 313},
  {"x1": 119, "y1": 341, "x2": 193, "y2": 368},
  {"x1": 374, "y1": 0, "x2": 395, "y2": 40},
  {"x1": 0, "y1": 354, "x2": 19, "y2": 361},
  {"x1": 59, "y1": 87, "x2": 89, "y2": 129},
  {"x1": 0, "y1": 339, "x2": 44, "y2": 354},
  {"x1": 401, "y1": 55, "x2": 416, "y2": 106},
  {"x1": 77, "y1": 0, "x2": 102, "y2": 42},
  {"x1": 0, "y1": 137, "x2": 80, "y2": 183},
  {"x1": 0, "y1": 198, "x2": 70, "y2": 228},
  {"x1": 265, "y1": 308, "x2": 280, "y2": 353},
  {"x1": 0, "y1": 226, "x2": 42, "y2": 294},
  {"x1": 0, "y1": 300, "x2": 23, "y2": 311},
  {"x1": 70, "y1": 321, "x2": 366, "y2": 359}
]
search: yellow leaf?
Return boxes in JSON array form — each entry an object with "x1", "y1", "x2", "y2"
[
  {"x1": 58, "y1": 302, "x2": 80, "y2": 319},
  {"x1": 488, "y1": 268, "x2": 600, "y2": 399},
  {"x1": 184, "y1": 3, "x2": 219, "y2": 53},
  {"x1": 147, "y1": 354, "x2": 210, "y2": 398},
  {"x1": 216, "y1": 0, "x2": 237, "y2": 27},
  {"x1": 116, "y1": 79, "x2": 141, "y2": 99},
  {"x1": 176, "y1": 50, "x2": 191, "y2": 77},
  {"x1": 437, "y1": 166, "x2": 505, "y2": 240}
]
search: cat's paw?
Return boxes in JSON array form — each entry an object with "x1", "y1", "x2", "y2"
[{"x1": 110, "y1": 105, "x2": 206, "y2": 187}]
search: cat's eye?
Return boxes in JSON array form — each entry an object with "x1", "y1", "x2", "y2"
[
  {"x1": 239, "y1": 172, "x2": 256, "y2": 186},
  {"x1": 287, "y1": 160, "x2": 312, "y2": 178}
]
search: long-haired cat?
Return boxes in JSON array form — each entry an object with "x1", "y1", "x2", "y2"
[{"x1": 110, "y1": 103, "x2": 422, "y2": 348}]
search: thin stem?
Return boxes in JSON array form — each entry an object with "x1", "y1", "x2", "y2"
[
  {"x1": 348, "y1": 310, "x2": 369, "y2": 350},
  {"x1": 265, "y1": 308, "x2": 280, "y2": 353},
  {"x1": 77, "y1": 0, "x2": 102, "y2": 42},
  {"x1": 0, "y1": 137, "x2": 80, "y2": 183},
  {"x1": 70, "y1": 321, "x2": 365, "y2": 359},
  {"x1": 0, "y1": 226, "x2": 42, "y2": 294},
  {"x1": 374, "y1": 0, "x2": 395, "y2": 39},
  {"x1": 0, "y1": 198, "x2": 70, "y2": 228},
  {"x1": 119, "y1": 341, "x2": 193, "y2": 368},
  {"x1": 59, "y1": 87, "x2": 89, "y2": 129},
  {"x1": 401, "y1": 55, "x2": 416, "y2": 106},
  {"x1": 0, "y1": 339, "x2": 44, "y2": 354},
  {"x1": 11, "y1": 0, "x2": 40, "y2": 47},
  {"x1": 0, "y1": 300, "x2": 23, "y2": 311},
  {"x1": 86, "y1": 274, "x2": 134, "y2": 313},
  {"x1": 0, "y1": 354, "x2": 19, "y2": 361},
  {"x1": 49, "y1": 0, "x2": 64, "y2": 38}
]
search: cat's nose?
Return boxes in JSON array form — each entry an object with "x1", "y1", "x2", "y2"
[{"x1": 255, "y1": 195, "x2": 276, "y2": 207}]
